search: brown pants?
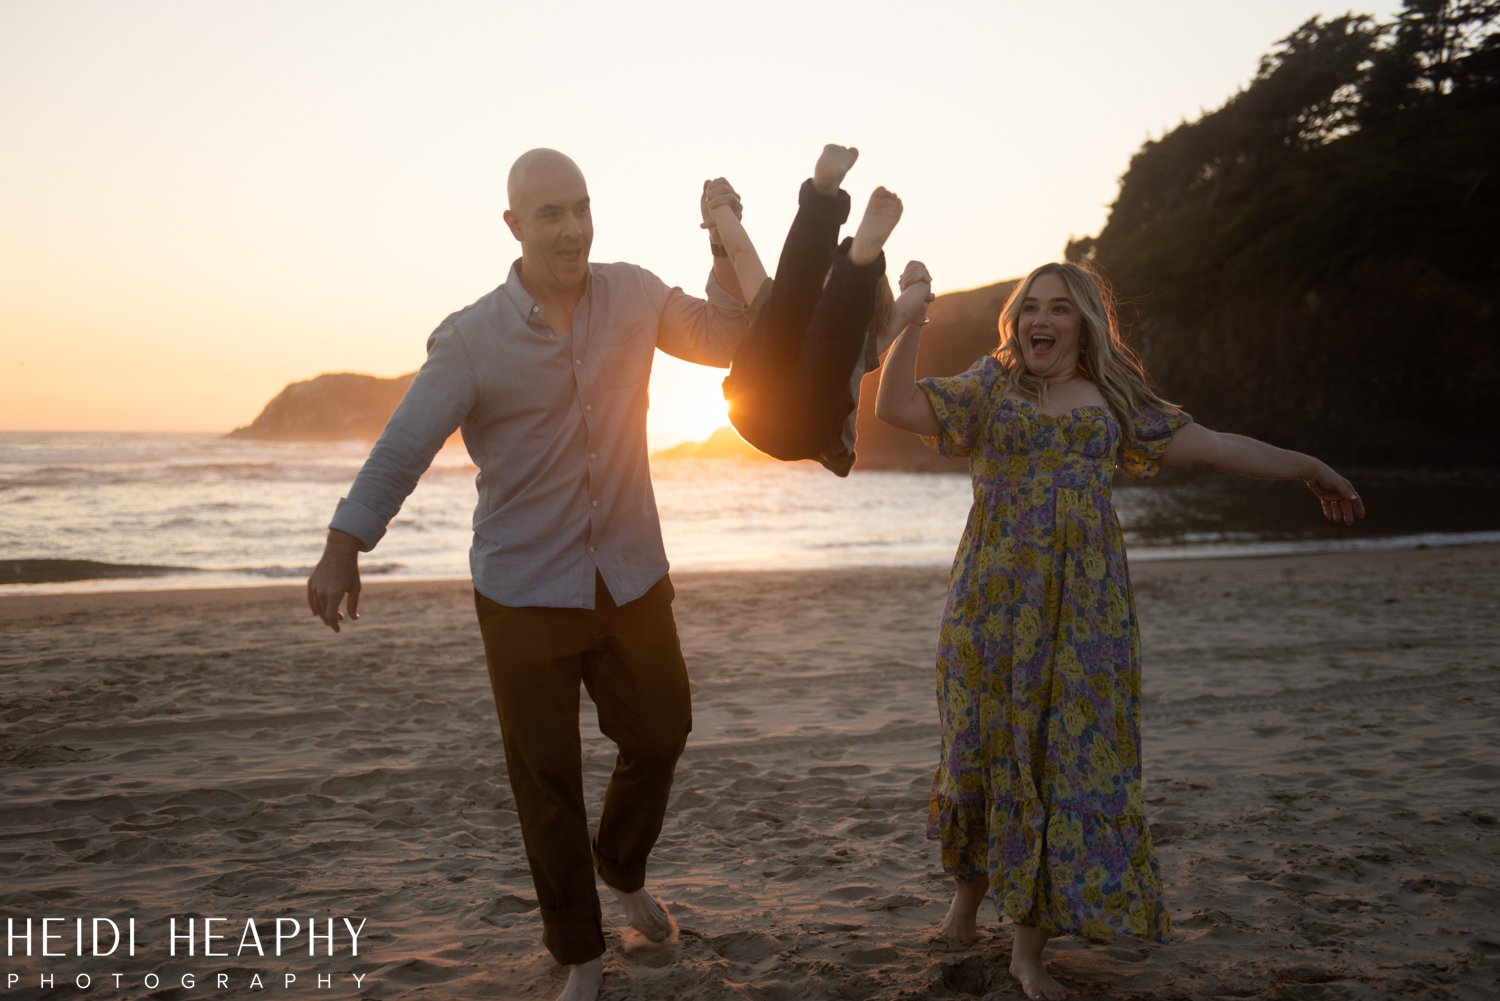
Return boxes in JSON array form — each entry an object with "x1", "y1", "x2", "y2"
[{"x1": 473, "y1": 574, "x2": 691, "y2": 965}]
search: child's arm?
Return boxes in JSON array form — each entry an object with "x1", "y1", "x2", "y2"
[
  {"x1": 876, "y1": 262, "x2": 941, "y2": 436},
  {"x1": 1162, "y1": 423, "x2": 1365, "y2": 524},
  {"x1": 700, "y1": 178, "x2": 747, "y2": 302},
  {"x1": 704, "y1": 179, "x2": 769, "y2": 303}
]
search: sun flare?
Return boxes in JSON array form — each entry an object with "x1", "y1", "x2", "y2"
[{"x1": 646, "y1": 354, "x2": 733, "y2": 450}]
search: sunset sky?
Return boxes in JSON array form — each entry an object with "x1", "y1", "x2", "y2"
[{"x1": 2, "y1": 0, "x2": 1401, "y2": 446}]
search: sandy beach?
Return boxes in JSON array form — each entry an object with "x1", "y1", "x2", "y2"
[{"x1": 2, "y1": 545, "x2": 1497, "y2": 1000}]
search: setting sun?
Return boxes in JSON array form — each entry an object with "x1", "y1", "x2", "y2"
[{"x1": 646, "y1": 355, "x2": 733, "y2": 449}]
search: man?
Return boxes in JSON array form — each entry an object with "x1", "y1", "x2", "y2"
[{"x1": 306, "y1": 148, "x2": 749, "y2": 1001}]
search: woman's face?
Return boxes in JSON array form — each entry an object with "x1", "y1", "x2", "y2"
[{"x1": 1016, "y1": 272, "x2": 1083, "y2": 380}]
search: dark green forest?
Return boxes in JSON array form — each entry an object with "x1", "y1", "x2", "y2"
[{"x1": 1065, "y1": 0, "x2": 1499, "y2": 465}]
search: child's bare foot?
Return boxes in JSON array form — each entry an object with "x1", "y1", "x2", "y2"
[
  {"x1": 609, "y1": 884, "x2": 672, "y2": 942},
  {"x1": 936, "y1": 877, "x2": 988, "y2": 945},
  {"x1": 556, "y1": 956, "x2": 603, "y2": 1001},
  {"x1": 1009, "y1": 924, "x2": 1069, "y2": 999},
  {"x1": 813, "y1": 144, "x2": 858, "y2": 196},
  {"x1": 849, "y1": 187, "x2": 902, "y2": 266}
]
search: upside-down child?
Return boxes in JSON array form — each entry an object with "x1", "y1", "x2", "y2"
[{"x1": 702, "y1": 144, "x2": 933, "y2": 475}]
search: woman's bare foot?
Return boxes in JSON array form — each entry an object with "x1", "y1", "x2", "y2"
[
  {"x1": 849, "y1": 187, "x2": 902, "y2": 266},
  {"x1": 936, "y1": 876, "x2": 988, "y2": 945},
  {"x1": 1009, "y1": 924, "x2": 1068, "y2": 1000},
  {"x1": 813, "y1": 143, "x2": 858, "y2": 196},
  {"x1": 557, "y1": 956, "x2": 603, "y2": 1001},
  {"x1": 609, "y1": 884, "x2": 671, "y2": 942}
]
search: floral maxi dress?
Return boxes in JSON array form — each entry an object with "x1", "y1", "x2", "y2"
[{"x1": 919, "y1": 356, "x2": 1187, "y2": 942}]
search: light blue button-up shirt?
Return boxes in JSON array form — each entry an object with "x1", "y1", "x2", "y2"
[{"x1": 330, "y1": 260, "x2": 749, "y2": 609}]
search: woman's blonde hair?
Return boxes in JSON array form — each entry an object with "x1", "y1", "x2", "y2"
[{"x1": 994, "y1": 262, "x2": 1177, "y2": 439}]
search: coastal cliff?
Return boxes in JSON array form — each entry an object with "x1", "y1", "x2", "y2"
[{"x1": 228, "y1": 372, "x2": 416, "y2": 442}]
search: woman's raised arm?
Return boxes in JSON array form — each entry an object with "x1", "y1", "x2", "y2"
[{"x1": 876, "y1": 260, "x2": 941, "y2": 436}]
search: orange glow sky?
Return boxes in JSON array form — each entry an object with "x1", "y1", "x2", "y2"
[{"x1": 1, "y1": 0, "x2": 1399, "y2": 447}]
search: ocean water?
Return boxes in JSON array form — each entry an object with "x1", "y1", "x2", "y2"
[{"x1": 3, "y1": 431, "x2": 1497, "y2": 594}]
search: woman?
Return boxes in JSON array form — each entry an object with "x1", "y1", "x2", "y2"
[{"x1": 875, "y1": 261, "x2": 1363, "y2": 1000}]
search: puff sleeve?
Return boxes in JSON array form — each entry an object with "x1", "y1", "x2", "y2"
[
  {"x1": 917, "y1": 356, "x2": 1004, "y2": 459},
  {"x1": 1117, "y1": 403, "x2": 1192, "y2": 479}
]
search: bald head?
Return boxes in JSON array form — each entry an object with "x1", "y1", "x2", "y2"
[
  {"x1": 507, "y1": 148, "x2": 586, "y2": 214},
  {"x1": 502, "y1": 148, "x2": 594, "y2": 298}
]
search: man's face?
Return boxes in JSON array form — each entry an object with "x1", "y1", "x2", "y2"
[{"x1": 505, "y1": 161, "x2": 593, "y2": 297}]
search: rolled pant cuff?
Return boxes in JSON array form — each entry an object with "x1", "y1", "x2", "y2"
[
  {"x1": 541, "y1": 900, "x2": 606, "y2": 966},
  {"x1": 833, "y1": 237, "x2": 885, "y2": 277},
  {"x1": 798, "y1": 177, "x2": 851, "y2": 224},
  {"x1": 594, "y1": 846, "x2": 647, "y2": 895}
]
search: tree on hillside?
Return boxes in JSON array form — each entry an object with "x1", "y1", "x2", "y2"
[
  {"x1": 1065, "y1": 2, "x2": 1499, "y2": 464},
  {"x1": 1069, "y1": 15, "x2": 1379, "y2": 266},
  {"x1": 1246, "y1": 14, "x2": 1378, "y2": 149},
  {"x1": 1363, "y1": 0, "x2": 1500, "y2": 115}
]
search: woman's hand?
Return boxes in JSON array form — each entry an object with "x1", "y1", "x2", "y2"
[
  {"x1": 1304, "y1": 462, "x2": 1366, "y2": 525},
  {"x1": 876, "y1": 259, "x2": 942, "y2": 436},
  {"x1": 893, "y1": 260, "x2": 935, "y2": 328},
  {"x1": 898, "y1": 259, "x2": 933, "y2": 294}
]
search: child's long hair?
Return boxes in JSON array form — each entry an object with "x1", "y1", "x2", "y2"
[{"x1": 994, "y1": 262, "x2": 1177, "y2": 439}]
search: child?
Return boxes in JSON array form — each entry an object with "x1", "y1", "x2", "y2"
[
  {"x1": 702, "y1": 145, "x2": 932, "y2": 475},
  {"x1": 875, "y1": 261, "x2": 1364, "y2": 1000}
]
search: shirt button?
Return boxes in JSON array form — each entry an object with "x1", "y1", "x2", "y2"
[
  {"x1": 589, "y1": 545, "x2": 597, "y2": 553},
  {"x1": 530, "y1": 305, "x2": 539, "y2": 314},
  {"x1": 575, "y1": 358, "x2": 582, "y2": 365},
  {"x1": 589, "y1": 452, "x2": 598, "y2": 460},
  {"x1": 585, "y1": 404, "x2": 593, "y2": 412},
  {"x1": 591, "y1": 499, "x2": 600, "y2": 507}
]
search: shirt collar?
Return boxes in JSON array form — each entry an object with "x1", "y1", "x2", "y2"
[{"x1": 502, "y1": 259, "x2": 595, "y2": 329}]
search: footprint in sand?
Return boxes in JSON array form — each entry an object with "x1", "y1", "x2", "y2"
[{"x1": 706, "y1": 930, "x2": 779, "y2": 963}]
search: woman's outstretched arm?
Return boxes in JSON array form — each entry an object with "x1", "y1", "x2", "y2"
[
  {"x1": 876, "y1": 260, "x2": 941, "y2": 436},
  {"x1": 1162, "y1": 423, "x2": 1366, "y2": 524}
]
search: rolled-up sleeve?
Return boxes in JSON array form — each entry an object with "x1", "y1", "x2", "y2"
[
  {"x1": 653, "y1": 270, "x2": 751, "y2": 367},
  {"x1": 330, "y1": 324, "x2": 478, "y2": 549}
]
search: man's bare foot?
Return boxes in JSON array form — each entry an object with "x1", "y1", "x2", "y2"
[
  {"x1": 849, "y1": 187, "x2": 902, "y2": 266},
  {"x1": 1009, "y1": 924, "x2": 1068, "y2": 1000},
  {"x1": 609, "y1": 885, "x2": 671, "y2": 942},
  {"x1": 557, "y1": 956, "x2": 602, "y2": 1001},
  {"x1": 813, "y1": 144, "x2": 858, "y2": 196},
  {"x1": 936, "y1": 876, "x2": 988, "y2": 945}
]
